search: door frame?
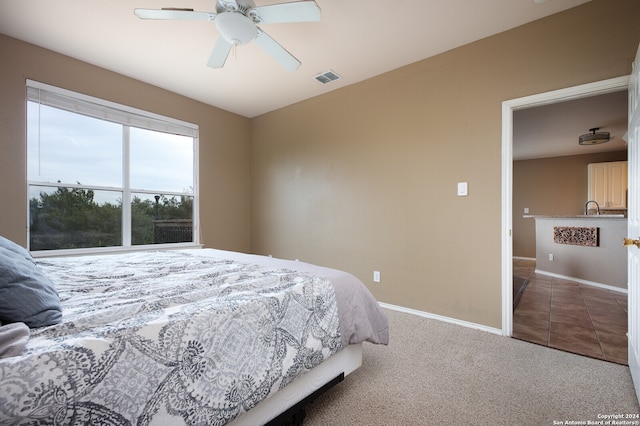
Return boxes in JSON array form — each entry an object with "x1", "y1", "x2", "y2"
[{"x1": 501, "y1": 76, "x2": 630, "y2": 336}]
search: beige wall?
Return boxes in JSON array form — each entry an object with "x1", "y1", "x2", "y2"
[
  {"x1": 1, "y1": 1, "x2": 639, "y2": 331},
  {"x1": 513, "y1": 151, "x2": 628, "y2": 259},
  {"x1": 0, "y1": 34, "x2": 251, "y2": 253},
  {"x1": 250, "y1": 0, "x2": 640, "y2": 329}
]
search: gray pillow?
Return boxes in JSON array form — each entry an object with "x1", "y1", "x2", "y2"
[
  {"x1": 0, "y1": 238, "x2": 62, "y2": 328},
  {"x1": 0, "y1": 236, "x2": 32, "y2": 260}
]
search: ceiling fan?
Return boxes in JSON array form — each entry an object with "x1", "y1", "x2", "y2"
[{"x1": 134, "y1": 0, "x2": 321, "y2": 71}]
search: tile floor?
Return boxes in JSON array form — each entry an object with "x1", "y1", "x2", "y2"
[{"x1": 512, "y1": 258, "x2": 628, "y2": 365}]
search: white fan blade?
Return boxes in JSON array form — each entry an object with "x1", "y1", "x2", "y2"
[
  {"x1": 134, "y1": 8, "x2": 216, "y2": 21},
  {"x1": 252, "y1": 1, "x2": 321, "y2": 24},
  {"x1": 254, "y1": 29, "x2": 301, "y2": 71},
  {"x1": 207, "y1": 38, "x2": 233, "y2": 68}
]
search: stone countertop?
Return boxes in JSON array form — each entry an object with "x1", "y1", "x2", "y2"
[{"x1": 523, "y1": 214, "x2": 626, "y2": 219}]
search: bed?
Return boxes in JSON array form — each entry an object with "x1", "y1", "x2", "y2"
[{"x1": 0, "y1": 243, "x2": 389, "y2": 425}]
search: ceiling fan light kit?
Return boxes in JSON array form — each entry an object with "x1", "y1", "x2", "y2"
[
  {"x1": 215, "y1": 12, "x2": 257, "y2": 45},
  {"x1": 134, "y1": 0, "x2": 321, "y2": 70},
  {"x1": 579, "y1": 127, "x2": 611, "y2": 145}
]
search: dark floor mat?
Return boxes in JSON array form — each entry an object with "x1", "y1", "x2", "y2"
[{"x1": 513, "y1": 276, "x2": 529, "y2": 310}]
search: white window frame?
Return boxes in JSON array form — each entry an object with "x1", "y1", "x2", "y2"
[{"x1": 26, "y1": 80, "x2": 200, "y2": 257}]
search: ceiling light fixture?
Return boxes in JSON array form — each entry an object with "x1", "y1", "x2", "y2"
[
  {"x1": 215, "y1": 12, "x2": 257, "y2": 45},
  {"x1": 579, "y1": 127, "x2": 610, "y2": 145}
]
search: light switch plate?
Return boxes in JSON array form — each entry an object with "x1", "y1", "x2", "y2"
[{"x1": 457, "y1": 182, "x2": 468, "y2": 196}]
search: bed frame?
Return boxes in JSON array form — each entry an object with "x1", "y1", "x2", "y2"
[{"x1": 230, "y1": 343, "x2": 363, "y2": 425}]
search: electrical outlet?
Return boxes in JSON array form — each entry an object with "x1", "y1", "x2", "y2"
[
  {"x1": 373, "y1": 271, "x2": 381, "y2": 283},
  {"x1": 548, "y1": 253, "x2": 554, "y2": 261},
  {"x1": 524, "y1": 207, "x2": 529, "y2": 214}
]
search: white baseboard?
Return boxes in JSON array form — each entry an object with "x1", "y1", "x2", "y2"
[
  {"x1": 379, "y1": 302, "x2": 503, "y2": 336},
  {"x1": 534, "y1": 269, "x2": 628, "y2": 294},
  {"x1": 513, "y1": 256, "x2": 536, "y2": 261}
]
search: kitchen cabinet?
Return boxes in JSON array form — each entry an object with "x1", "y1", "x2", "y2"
[{"x1": 587, "y1": 161, "x2": 628, "y2": 209}]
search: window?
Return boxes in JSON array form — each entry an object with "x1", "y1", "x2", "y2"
[{"x1": 26, "y1": 81, "x2": 198, "y2": 253}]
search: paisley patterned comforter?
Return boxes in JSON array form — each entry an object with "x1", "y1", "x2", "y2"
[{"x1": 0, "y1": 249, "x2": 387, "y2": 425}]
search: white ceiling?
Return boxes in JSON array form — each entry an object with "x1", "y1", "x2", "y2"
[
  {"x1": 0, "y1": 0, "x2": 591, "y2": 119},
  {"x1": 2, "y1": 0, "x2": 628, "y2": 160},
  {"x1": 513, "y1": 90, "x2": 628, "y2": 161}
]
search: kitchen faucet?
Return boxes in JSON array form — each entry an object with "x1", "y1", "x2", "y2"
[{"x1": 584, "y1": 200, "x2": 600, "y2": 215}]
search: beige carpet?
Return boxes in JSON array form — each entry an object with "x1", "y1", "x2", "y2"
[{"x1": 303, "y1": 308, "x2": 640, "y2": 425}]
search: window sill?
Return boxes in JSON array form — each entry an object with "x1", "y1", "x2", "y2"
[{"x1": 31, "y1": 243, "x2": 204, "y2": 258}]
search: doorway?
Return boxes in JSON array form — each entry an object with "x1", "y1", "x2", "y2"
[{"x1": 500, "y1": 76, "x2": 630, "y2": 342}]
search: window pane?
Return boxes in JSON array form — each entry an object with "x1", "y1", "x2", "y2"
[
  {"x1": 29, "y1": 185, "x2": 123, "y2": 250},
  {"x1": 27, "y1": 103, "x2": 122, "y2": 187},
  {"x1": 26, "y1": 82, "x2": 199, "y2": 253},
  {"x1": 130, "y1": 128, "x2": 194, "y2": 193},
  {"x1": 131, "y1": 193, "x2": 194, "y2": 245}
]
